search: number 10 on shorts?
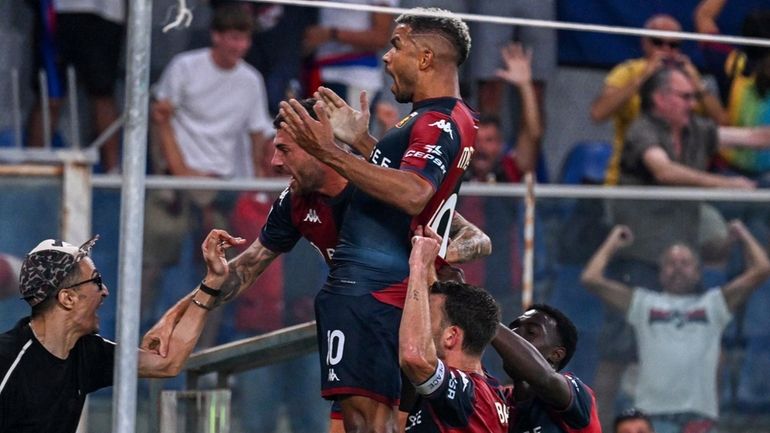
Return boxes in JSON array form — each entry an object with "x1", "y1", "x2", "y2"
[{"x1": 326, "y1": 330, "x2": 345, "y2": 366}]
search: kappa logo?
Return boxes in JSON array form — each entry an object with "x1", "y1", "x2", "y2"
[
  {"x1": 303, "y1": 209, "x2": 322, "y2": 223},
  {"x1": 429, "y1": 119, "x2": 454, "y2": 139},
  {"x1": 327, "y1": 368, "x2": 340, "y2": 382}
]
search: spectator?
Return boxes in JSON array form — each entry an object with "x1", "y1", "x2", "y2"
[
  {"x1": 0, "y1": 230, "x2": 243, "y2": 433},
  {"x1": 399, "y1": 227, "x2": 510, "y2": 433},
  {"x1": 466, "y1": 43, "x2": 541, "y2": 183},
  {"x1": 469, "y1": 0, "x2": 555, "y2": 120},
  {"x1": 581, "y1": 222, "x2": 770, "y2": 433},
  {"x1": 304, "y1": 0, "x2": 396, "y2": 105},
  {"x1": 599, "y1": 65, "x2": 765, "y2": 429},
  {"x1": 695, "y1": 3, "x2": 770, "y2": 279},
  {"x1": 493, "y1": 304, "x2": 602, "y2": 433},
  {"x1": 590, "y1": 14, "x2": 726, "y2": 186},
  {"x1": 143, "y1": 4, "x2": 273, "y2": 339},
  {"x1": 614, "y1": 409, "x2": 654, "y2": 433},
  {"x1": 26, "y1": 0, "x2": 124, "y2": 172}
]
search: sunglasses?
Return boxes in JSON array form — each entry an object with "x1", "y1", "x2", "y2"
[
  {"x1": 650, "y1": 37, "x2": 681, "y2": 49},
  {"x1": 65, "y1": 272, "x2": 105, "y2": 291}
]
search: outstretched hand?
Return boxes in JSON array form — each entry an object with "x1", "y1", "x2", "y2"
[
  {"x1": 496, "y1": 43, "x2": 533, "y2": 87},
  {"x1": 314, "y1": 87, "x2": 371, "y2": 147},
  {"x1": 201, "y1": 229, "x2": 245, "y2": 284},
  {"x1": 279, "y1": 99, "x2": 339, "y2": 160},
  {"x1": 607, "y1": 225, "x2": 634, "y2": 249}
]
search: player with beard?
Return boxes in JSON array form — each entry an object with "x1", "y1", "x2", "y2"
[{"x1": 279, "y1": 8, "x2": 478, "y2": 433}]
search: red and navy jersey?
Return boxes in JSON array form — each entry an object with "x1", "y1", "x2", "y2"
[
  {"x1": 328, "y1": 97, "x2": 478, "y2": 307},
  {"x1": 259, "y1": 185, "x2": 354, "y2": 264},
  {"x1": 405, "y1": 361, "x2": 511, "y2": 433},
  {"x1": 508, "y1": 373, "x2": 601, "y2": 433}
]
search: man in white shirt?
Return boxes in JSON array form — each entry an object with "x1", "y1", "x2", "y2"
[
  {"x1": 581, "y1": 221, "x2": 770, "y2": 433},
  {"x1": 144, "y1": 4, "x2": 273, "y2": 338}
]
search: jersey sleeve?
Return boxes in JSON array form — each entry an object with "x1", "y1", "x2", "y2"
[
  {"x1": 627, "y1": 287, "x2": 651, "y2": 328},
  {"x1": 417, "y1": 360, "x2": 476, "y2": 428},
  {"x1": 247, "y1": 70, "x2": 274, "y2": 136},
  {"x1": 400, "y1": 111, "x2": 460, "y2": 189},
  {"x1": 259, "y1": 189, "x2": 302, "y2": 253},
  {"x1": 152, "y1": 54, "x2": 186, "y2": 105},
  {"x1": 80, "y1": 334, "x2": 116, "y2": 393},
  {"x1": 556, "y1": 373, "x2": 595, "y2": 429}
]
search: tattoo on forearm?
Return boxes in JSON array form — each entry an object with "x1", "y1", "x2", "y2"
[
  {"x1": 212, "y1": 244, "x2": 278, "y2": 308},
  {"x1": 450, "y1": 230, "x2": 486, "y2": 262}
]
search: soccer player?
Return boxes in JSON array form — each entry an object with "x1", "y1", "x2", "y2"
[{"x1": 279, "y1": 8, "x2": 477, "y2": 433}]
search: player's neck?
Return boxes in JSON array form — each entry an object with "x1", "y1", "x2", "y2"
[
  {"x1": 444, "y1": 351, "x2": 484, "y2": 375},
  {"x1": 318, "y1": 176, "x2": 348, "y2": 198},
  {"x1": 413, "y1": 72, "x2": 461, "y2": 102}
]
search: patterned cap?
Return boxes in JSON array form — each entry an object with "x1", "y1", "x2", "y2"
[{"x1": 19, "y1": 235, "x2": 99, "y2": 306}]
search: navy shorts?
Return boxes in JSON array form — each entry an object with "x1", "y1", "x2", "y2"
[{"x1": 315, "y1": 289, "x2": 402, "y2": 406}]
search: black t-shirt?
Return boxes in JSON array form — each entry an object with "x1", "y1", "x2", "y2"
[{"x1": 0, "y1": 317, "x2": 114, "y2": 433}]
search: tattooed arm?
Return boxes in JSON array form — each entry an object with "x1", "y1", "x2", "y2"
[
  {"x1": 140, "y1": 238, "x2": 280, "y2": 356},
  {"x1": 444, "y1": 212, "x2": 491, "y2": 264}
]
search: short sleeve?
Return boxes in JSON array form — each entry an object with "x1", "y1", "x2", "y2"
[
  {"x1": 400, "y1": 112, "x2": 460, "y2": 189},
  {"x1": 604, "y1": 62, "x2": 634, "y2": 88},
  {"x1": 259, "y1": 189, "x2": 302, "y2": 253},
  {"x1": 419, "y1": 362, "x2": 475, "y2": 428},
  {"x1": 80, "y1": 334, "x2": 115, "y2": 393},
  {"x1": 153, "y1": 55, "x2": 186, "y2": 105},
  {"x1": 627, "y1": 288, "x2": 651, "y2": 327},
  {"x1": 706, "y1": 288, "x2": 733, "y2": 329},
  {"x1": 247, "y1": 71, "x2": 274, "y2": 136},
  {"x1": 623, "y1": 117, "x2": 660, "y2": 170},
  {"x1": 556, "y1": 373, "x2": 595, "y2": 429}
]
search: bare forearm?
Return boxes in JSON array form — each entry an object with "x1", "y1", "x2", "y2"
[
  {"x1": 492, "y1": 324, "x2": 570, "y2": 407},
  {"x1": 213, "y1": 241, "x2": 279, "y2": 307},
  {"x1": 591, "y1": 83, "x2": 643, "y2": 122},
  {"x1": 515, "y1": 81, "x2": 542, "y2": 173},
  {"x1": 653, "y1": 161, "x2": 738, "y2": 187},
  {"x1": 322, "y1": 147, "x2": 433, "y2": 215},
  {"x1": 445, "y1": 213, "x2": 491, "y2": 263},
  {"x1": 399, "y1": 266, "x2": 438, "y2": 384},
  {"x1": 719, "y1": 126, "x2": 770, "y2": 148},
  {"x1": 155, "y1": 120, "x2": 188, "y2": 176},
  {"x1": 699, "y1": 92, "x2": 727, "y2": 125},
  {"x1": 350, "y1": 134, "x2": 378, "y2": 159}
]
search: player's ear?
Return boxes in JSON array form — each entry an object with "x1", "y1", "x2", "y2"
[
  {"x1": 547, "y1": 346, "x2": 566, "y2": 369},
  {"x1": 419, "y1": 48, "x2": 434, "y2": 70}
]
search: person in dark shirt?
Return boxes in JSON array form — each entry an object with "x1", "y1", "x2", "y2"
[
  {"x1": 279, "y1": 8, "x2": 478, "y2": 432},
  {"x1": 400, "y1": 227, "x2": 511, "y2": 433},
  {"x1": 492, "y1": 304, "x2": 601, "y2": 433},
  {"x1": 0, "y1": 229, "x2": 242, "y2": 433}
]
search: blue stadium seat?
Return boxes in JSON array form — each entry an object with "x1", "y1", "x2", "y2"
[{"x1": 559, "y1": 140, "x2": 612, "y2": 185}]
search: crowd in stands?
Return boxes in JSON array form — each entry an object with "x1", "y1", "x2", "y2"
[{"x1": 3, "y1": 0, "x2": 770, "y2": 432}]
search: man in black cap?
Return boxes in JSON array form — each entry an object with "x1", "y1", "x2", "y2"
[{"x1": 0, "y1": 229, "x2": 244, "y2": 433}]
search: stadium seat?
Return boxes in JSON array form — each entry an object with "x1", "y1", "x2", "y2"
[{"x1": 559, "y1": 140, "x2": 612, "y2": 185}]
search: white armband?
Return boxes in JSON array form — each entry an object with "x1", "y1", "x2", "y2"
[{"x1": 413, "y1": 359, "x2": 446, "y2": 396}]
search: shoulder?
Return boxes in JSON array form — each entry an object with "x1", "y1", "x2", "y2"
[{"x1": 606, "y1": 58, "x2": 646, "y2": 82}]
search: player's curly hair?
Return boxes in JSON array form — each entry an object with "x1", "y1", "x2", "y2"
[
  {"x1": 395, "y1": 8, "x2": 472, "y2": 66},
  {"x1": 431, "y1": 281, "x2": 500, "y2": 356}
]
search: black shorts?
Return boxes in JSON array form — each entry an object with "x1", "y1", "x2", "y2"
[
  {"x1": 33, "y1": 12, "x2": 123, "y2": 96},
  {"x1": 315, "y1": 289, "x2": 402, "y2": 406}
]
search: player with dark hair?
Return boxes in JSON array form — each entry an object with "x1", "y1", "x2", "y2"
[
  {"x1": 614, "y1": 408, "x2": 654, "y2": 433},
  {"x1": 492, "y1": 304, "x2": 601, "y2": 433},
  {"x1": 399, "y1": 227, "x2": 510, "y2": 433},
  {"x1": 279, "y1": 7, "x2": 477, "y2": 433}
]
